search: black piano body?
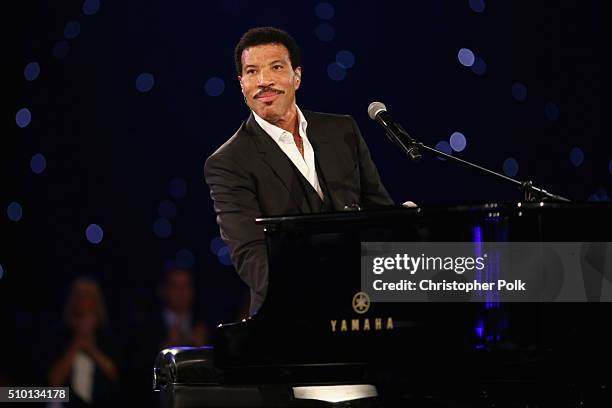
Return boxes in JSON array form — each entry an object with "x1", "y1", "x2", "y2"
[{"x1": 154, "y1": 203, "x2": 612, "y2": 407}]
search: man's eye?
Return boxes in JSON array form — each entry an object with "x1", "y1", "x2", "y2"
[
  {"x1": 246, "y1": 70, "x2": 256, "y2": 75},
  {"x1": 273, "y1": 65, "x2": 283, "y2": 70}
]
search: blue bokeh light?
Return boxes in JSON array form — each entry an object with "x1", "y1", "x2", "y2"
[
  {"x1": 588, "y1": 188, "x2": 609, "y2": 202},
  {"x1": 458, "y1": 48, "x2": 475, "y2": 67},
  {"x1": 315, "y1": 23, "x2": 335, "y2": 42},
  {"x1": 609, "y1": 159, "x2": 612, "y2": 176},
  {"x1": 85, "y1": 224, "x2": 104, "y2": 244},
  {"x1": 315, "y1": 2, "x2": 335, "y2": 20},
  {"x1": 435, "y1": 141, "x2": 453, "y2": 160},
  {"x1": 24, "y1": 62, "x2": 40, "y2": 81},
  {"x1": 503, "y1": 157, "x2": 519, "y2": 177},
  {"x1": 544, "y1": 102, "x2": 560, "y2": 121},
  {"x1": 7, "y1": 202, "x2": 23, "y2": 222},
  {"x1": 135, "y1": 72, "x2": 155, "y2": 93},
  {"x1": 0, "y1": 264, "x2": 3, "y2": 280},
  {"x1": 168, "y1": 177, "x2": 188, "y2": 200},
  {"x1": 16, "y1": 108, "x2": 32, "y2": 128},
  {"x1": 327, "y1": 63, "x2": 346, "y2": 81},
  {"x1": 471, "y1": 57, "x2": 487, "y2": 75},
  {"x1": 153, "y1": 218, "x2": 172, "y2": 238},
  {"x1": 217, "y1": 246, "x2": 233, "y2": 266},
  {"x1": 83, "y1": 0, "x2": 101, "y2": 16},
  {"x1": 469, "y1": 0, "x2": 486, "y2": 13},
  {"x1": 53, "y1": 40, "x2": 70, "y2": 59},
  {"x1": 64, "y1": 21, "x2": 81, "y2": 39},
  {"x1": 336, "y1": 50, "x2": 355, "y2": 69},
  {"x1": 158, "y1": 200, "x2": 177, "y2": 219},
  {"x1": 449, "y1": 132, "x2": 467, "y2": 152},
  {"x1": 176, "y1": 249, "x2": 195, "y2": 268},
  {"x1": 205, "y1": 77, "x2": 225, "y2": 96},
  {"x1": 210, "y1": 237, "x2": 225, "y2": 254},
  {"x1": 569, "y1": 147, "x2": 584, "y2": 167},
  {"x1": 511, "y1": 82, "x2": 527, "y2": 102},
  {"x1": 30, "y1": 153, "x2": 47, "y2": 174}
]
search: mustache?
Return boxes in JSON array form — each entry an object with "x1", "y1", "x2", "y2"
[{"x1": 254, "y1": 87, "x2": 285, "y2": 98}]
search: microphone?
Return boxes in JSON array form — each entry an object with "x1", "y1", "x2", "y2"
[{"x1": 368, "y1": 102, "x2": 422, "y2": 161}]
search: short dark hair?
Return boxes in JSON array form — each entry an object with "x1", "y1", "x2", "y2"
[{"x1": 234, "y1": 27, "x2": 301, "y2": 75}]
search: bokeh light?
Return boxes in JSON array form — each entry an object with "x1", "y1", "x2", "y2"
[
  {"x1": 336, "y1": 50, "x2": 355, "y2": 69},
  {"x1": 24, "y1": 62, "x2": 40, "y2": 81},
  {"x1": 64, "y1": 21, "x2": 81, "y2": 39},
  {"x1": 16, "y1": 108, "x2": 32, "y2": 128},
  {"x1": 569, "y1": 147, "x2": 584, "y2": 167},
  {"x1": 205, "y1": 77, "x2": 225, "y2": 96},
  {"x1": 588, "y1": 187, "x2": 609, "y2": 202},
  {"x1": 153, "y1": 218, "x2": 172, "y2": 238},
  {"x1": 469, "y1": 0, "x2": 486, "y2": 13},
  {"x1": 85, "y1": 224, "x2": 104, "y2": 244},
  {"x1": 82, "y1": 0, "x2": 101, "y2": 16},
  {"x1": 435, "y1": 141, "x2": 453, "y2": 160},
  {"x1": 135, "y1": 72, "x2": 155, "y2": 93},
  {"x1": 449, "y1": 132, "x2": 467, "y2": 152},
  {"x1": 315, "y1": 2, "x2": 335, "y2": 20},
  {"x1": 7, "y1": 202, "x2": 23, "y2": 222},
  {"x1": 210, "y1": 237, "x2": 225, "y2": 254},
  {"x1": 458, "y1": 48, "x2": 475, "y2": 67},
  {"x1": 512, "y1": 82, "x2": 527, "y2": 102},
  {"x1": 315, "y1": 23, "x2": 335, "y2": 42},
  {"x1": 471, "y1": 57, "x2": 487, "y2": 75},
  {"x1": 217, "y1": 246, "x2": 233, "y2": 266},
  {"x1": 503, "y1": 157, "x2": 519, "y2": 177},
  {"x1": 168, "y1": 177, "x2": 188, "y2": 200},
  {"x1": 53, "y1": 40, "x2": 70, "y2": 59},
  {"x1": 158, "y1": 200, "x2": 177, "y2": 219},
  {"x1": 0, "y1": 264, "x2": 4, "y2": 280},
  {"x1": 327, "y1": 63, "x2": 346, "y2": 81},
  {"x1": 30, "y1": 153, "x2": 47, "y2": 174},
  {"x1": 176, "y1": 249, "x2": 195, "y2": 268}
]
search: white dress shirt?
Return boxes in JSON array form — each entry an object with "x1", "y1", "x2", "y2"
[
  {"x1": 71, "y1": 351, "x2": 94, "y2": 403},
  {"x1": 252, "y1": 106, "x2": 324, "y2": 200}
]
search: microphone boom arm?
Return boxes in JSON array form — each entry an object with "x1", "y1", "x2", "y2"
[{"x1": 401, "y1": 136, "x2": 570, "y2": 202}]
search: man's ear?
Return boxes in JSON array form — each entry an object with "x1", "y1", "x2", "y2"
[
  {"x1": 294, "y1": 67, "x2": 302, "y2": 90},
  {"x1": 238, "y1": 76, "x2": 243, "y2": 92}
]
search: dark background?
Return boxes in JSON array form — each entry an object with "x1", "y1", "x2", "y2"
[{"x1": 1, "y1": 0, "x2": 607, "y2": 388}]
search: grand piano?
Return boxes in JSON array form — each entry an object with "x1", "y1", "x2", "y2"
[{"x1": 153, "y1": 203, "x2": 612, "y2": 407}]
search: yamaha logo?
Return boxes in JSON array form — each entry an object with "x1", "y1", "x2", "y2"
[
  {"x1": 352, "y1": 291, "x2": 370, "y2": 314},
  {"x1": 330, "y1": 291, "x2": 393, "y2": 333}
]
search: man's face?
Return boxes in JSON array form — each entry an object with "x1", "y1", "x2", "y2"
[
  {"x1": 163, "y1": 270, "x2": 194, "y2": 313},
  {"x1": 239, "y1": 43, "x2": 301, "y2": 123}
]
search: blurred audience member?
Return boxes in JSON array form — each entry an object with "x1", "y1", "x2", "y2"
[
  {"x1": 125, "y1": 267, "x2": 208, "y2": 406},
  {"x1": 157, "y1": 267, "x2": 208, "y2": 348},
  {"x1": 47, "y1": 277, "x2": 119, "y2": 407}
]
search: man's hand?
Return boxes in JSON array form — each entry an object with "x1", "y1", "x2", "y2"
[{"x1": 401, "y1": 200, "x2": 418, "y2": 208}]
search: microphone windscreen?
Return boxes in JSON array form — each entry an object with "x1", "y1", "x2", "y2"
[{"x1": 367, "y1": 101, "x2": 387, "y2": 120}]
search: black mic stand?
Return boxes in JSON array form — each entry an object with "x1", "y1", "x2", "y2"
[{"x1": 383, "y1": 128, "x2": 570, "y2": 202}]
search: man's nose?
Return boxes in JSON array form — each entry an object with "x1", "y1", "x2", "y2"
[{"x1": 257, "y1": 70, "x2": 273, "y2": 86}]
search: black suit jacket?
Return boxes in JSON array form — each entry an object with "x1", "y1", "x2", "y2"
[{"x1": 204, "y1": 110, "x2": 393, "y2": 313}]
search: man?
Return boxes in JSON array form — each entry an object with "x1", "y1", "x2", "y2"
[
  {"x1": 125, "y1": 267, "x2": 208, "y2": 406},
  {"x1": 157, "y1": 267, "x2": 208, "y2": 348},
  {"x1": 205, "y1": 27, "x2": 394, "y2": 314}
]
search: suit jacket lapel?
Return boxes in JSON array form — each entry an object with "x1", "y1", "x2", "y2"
[
  {"x1": 245, "y1": 113, "x2": 310, "y2": 213},
  {"x1": 303, "y1": 110, "x2": 347, "y2": 211}
]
